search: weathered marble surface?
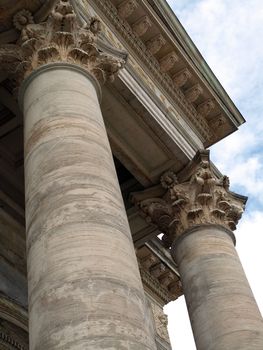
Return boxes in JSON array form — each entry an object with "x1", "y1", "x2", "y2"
[
  {"x1": 175, "y1": 225, "x2": 263, "y2": 350},
  {"x1": 21, "y1": 64, "x2": 156, "y2": 350}
]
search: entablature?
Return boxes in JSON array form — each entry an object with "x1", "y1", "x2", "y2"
[
  {"x1": 76, "y1": 0, "x2": 245, "y2": 148},
  {"x1": 136, "y1": 243, "x2": 182, "y2": 305}
]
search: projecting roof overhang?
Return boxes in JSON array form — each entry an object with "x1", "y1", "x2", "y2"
[
  {"x1": 150, "y1": 0, "x2": 245, "y2": 135},
  {"x1": 0, "y1": 0, "x2": 245, "y2": 149},
  {"x1": 84, "y1": 0, "x2": 245, "y2": 148}
]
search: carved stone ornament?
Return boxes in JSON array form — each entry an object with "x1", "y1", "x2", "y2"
[
  {"x1": 117, "y1": 0, "x2": 138, "y2": 19},
  {"x1": 185, "y1": 83, "x2": 203, "y2": 103},
  {"x1": 173, "y1": 67, "x2": 192, "y2": 87},
  {"x1": 0, "y1": 0, "x2": 126, "y2": 86},
  {"x1": 132, "y1": 150, "x2": 246, "y2": 248},
  {"x1": 132, "y1": 15, "x2": 152, "y2": 37},
  {"x1": 209, "y1": 114, "x2": 227, "y2": 130},
  {"x1": 197, "y1": 99, "x2": 215, "y2": 117},
  {"x1": 151, "y1": 302, "x2": 170, "y2": 343},
  {"x1": 137, "y1": 249, "x2": 183, "y2": 301},
  {"x1": 160, "y1": 51, "x2": 179, "y2": 73},
  {"x1": 146, "y1": 34, "x2": 166, "y2": 55},
  {"x1": 13, "y1": 9, "x2": 34, "y2": 31}
]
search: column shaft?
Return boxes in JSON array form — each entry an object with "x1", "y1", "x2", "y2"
[
  {"x1": 174, "y1": 225, "x2": 263, "y2": 350},
  {"x1": 22, "y1": 64, "x2": 155, "y2": 350}
]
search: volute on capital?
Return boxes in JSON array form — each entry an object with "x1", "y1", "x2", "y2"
[
  {"x1": 131, "y1": 150, "x2": 247, "y2": 248},
  {"x1": 0, "y1": 0, "x2": 127, "y2": 88}
]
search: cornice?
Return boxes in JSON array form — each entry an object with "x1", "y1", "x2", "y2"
[
  {"x1": 149, "y1": 0, "x2": 245, "y2": 128},
  {"x1": 84, "y1": 0, "x2": 245, "y2": 147},
  {"x1": 136, "y1": 245, "x2": 183, "y2": 304},
  {"x1": 0, "y1": 0, "x2": 245, "y2": 147},
  {"x1": 86, "y1": 0, "x2": 212, "y2": 143},
  {"x1": 139, "y1": 267, "x2": 172, "y2": 304}
]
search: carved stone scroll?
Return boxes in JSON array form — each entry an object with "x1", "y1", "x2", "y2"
[{"x1": 13, "y1": 9, "x2": 34, "y2": 31}]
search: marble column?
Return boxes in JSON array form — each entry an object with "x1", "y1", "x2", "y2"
[
  {"x1": 133, "y1": 150, "x2": 263, "y2": 350},
  {"x1": 173, "y1": 225, "x2": 263, "y2": 350},
  {"x1": 0, "y1": 1, "x2": 157, "y2": 349}
]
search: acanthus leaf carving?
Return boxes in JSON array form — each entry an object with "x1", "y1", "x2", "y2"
[
  {"x1": 0, "y1": 1, "x2": 126, "y2": 87},
  {"x1": 132, "y1": 150, "x2": 246, "y2": 247}
]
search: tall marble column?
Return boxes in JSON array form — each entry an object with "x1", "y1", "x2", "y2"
[
  {"x1": 0, "y1": 1, "x2": 156, "y2": 349},
  {"x1": 133, "y1": 150, "x2": 263, "y2": 350}
]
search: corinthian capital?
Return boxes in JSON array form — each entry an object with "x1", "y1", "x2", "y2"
[
  {"x1": 132, "y1": 150, "x2": 246, "y2": 247},
  {"x1": 0, "y1": 0, "x2": 126, "y2": 86}
]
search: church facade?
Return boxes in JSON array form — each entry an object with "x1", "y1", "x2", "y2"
[{"x1": 0, "y1": 1, "x2": 262, "y2": 349}]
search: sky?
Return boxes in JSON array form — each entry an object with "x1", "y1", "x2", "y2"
[{"x1": 164, "y1": 1, "x2": 263, "y2": 349}]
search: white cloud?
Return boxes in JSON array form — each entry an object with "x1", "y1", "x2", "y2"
[
  {"x1": 236, "y1": 210, "x2": 263, "y2": 312},
  {"x1": 168, "y1": 0, "x2": 263, "y2": 102},
  {"x1": 165, "y1": 1, "x2": 263, "y2": 349}
]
